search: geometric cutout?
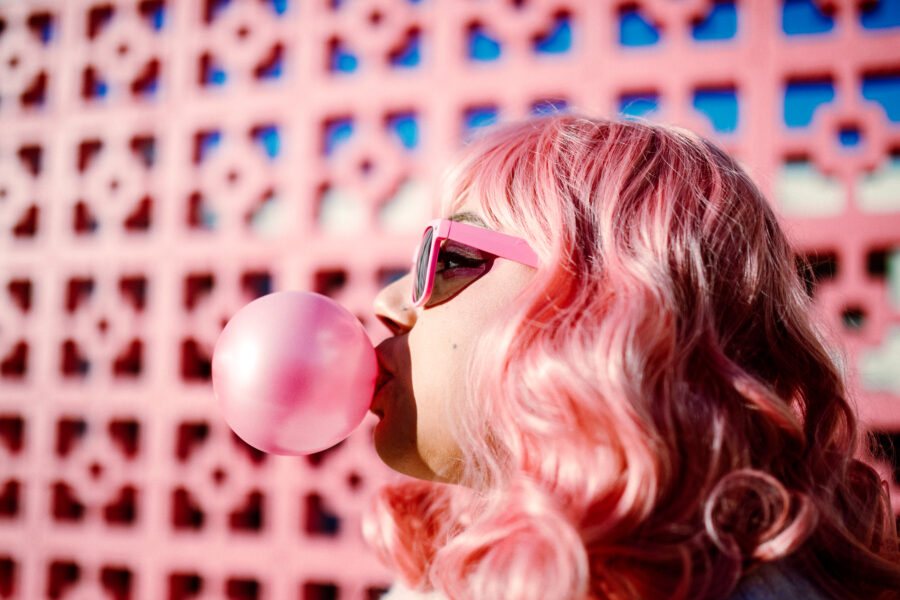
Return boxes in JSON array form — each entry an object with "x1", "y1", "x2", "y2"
[
  {"x1": 0, "y1": 415, "x2": 24, "y2": 454},
  {"x1": 619, "y1": 5, "x2": 661, "y2": 46},
  {"x1": 240, "y1": 270, "x2": 272, "y2": 300},
  {"x1": 20, "y1": 72, "x2": 48, "y2": 108},
  {"x1": 129, "y1": 134, "x2": 156, "y2": 168},
  {"x1": 776, "y1": 158, "x2": 844, "y2": 216},
  {"x1": 17, "y1": 144, "x2": 42, "y2": 177},
  {"x1": 55, "y1": 417, "x2": 87, "y2": 457},
  {"x1": 255, "y1": 42, "x2": 284, "y2": 79},
  {"x1": 861, "y1": 326, "x2": 900, "y2": 393},
  {"x1": 87, "y1": 5, "x2": 114, "y2": 40},
  {"x1": 857, "y1": 152, "x2": 900, "y2": 213},
  {"x1": 226, "y1": 577, "x2": 261, "y2": 600},
  {"x1": 81, "y1": 65, "x2": 109, "y2": 100},
  {"x1": 890, "y1": 248, "x2": 900, "y2": 309},
  {"x1": 365, "y1": 587, "x2": 391, "y2": 600},
  {"x1": 230, "y1": 431, "x2": 267, "y2": 465},
  {"x1": 73, "y1": 201, "x2": 99, "y2": 235},
  {"x1": 312, "y1": 269, "x2": 347, "y2": 298},
  {"x1": 12, "y1": 204, "x2": 39, "y2": 238},
  {"x1": 861, "y1": 71, "x2": 900, "y2": 122},
  {"x1": 531, "y1": 98, "x2": 568, "y2": 116},
  {"x1": 841, "y1": 305, "x2": 866, "y2": 330},
  {"x1": 385, "y1": 111, "x2": 418, "y2": 150},
  {"x1": 186, "y1": 191, "x2": 218, "y2": 230},
  {"x1": 183, "y1": 273, "x2": 214, "y2": 311},
  {"x1": 303, "y1": 493, "x2": 340, "y2": 536},
  {"x1": 199, "y1": 52, "x2": 228, "y2": 86},
  {"x1": 322, "y1": 117, "x2": 354, "y2": 156},
  {"x1": 467, "y1": 22, "x2": 501, "y2": 61},
  {"x1": 345, "y1": 471, "x2": 363, "y2": 491},
  {"x1": 533, "y1": 11, "x2": 572, "y2": 55},
  {"x1": 784, "y1": 79, "x2": 835, "y2": 128},
  {"x1": 305, "y1": 440, "x2": 344, "y2": 469},
  {"x1": 100, "y1": 566, "x2": 133, "y2": 600},
  {"x1": 0, "y1": 341, "x2": 28, "y2": 378},
  {"x1": 377, "y1": 178, "x2": 429, "y2": 233},
  {"x1": 130, "y1": 59, "x2": 160, "y2": 98},
  {"x1": 65, "y1": 277, "x2": 94, "y2": 313},
  {"x1": 180, "y1": 339, "x2": 211, "y2": 382},
  {"x1": 168, "y1": 572, "x2": 203, "y2": 600},
  {"x1": 327, "y1": 37, "x2": 358, "y2": 73},
  {"x1": 867, "y1": 247, "x2": 890, "y2": 278},
  {"x1": 0, "y1": 480, "x2": 20, "y2": 518},
  {"x1": 388, "y1": 28, "x2": 420, "y2": 68},
  {"x1": 692, "y1": 0, "x2": 738, "y2": 41},
  {"x1": 781, "y1": 0, "x2": 835, "y2": 35},
  {"x1": 77, "y1": 139, "x2": 103, "y2": 173},
  {"x1": 620, "y1": 92, "x2": 659, "y2": 119},
  {"x1": 108, "y1": 418, "x2": 140, "y2": 459},
  {"x1": 0, "y1": 557, "x2": 14, "y2": 598},
  {"x1": 171, "y1": 488, "x2": 205, "y2": 530},
  {"x1": 103, "y1": 485, "x2": 138, "y2": 525},
  {"x1": 268, "y1": 0, "x2": 289, "y2": 17},
  {"x1": 7, "y1": 278, "x2": 33, "y2": 313},
  {"x1": 250, "y1": 124, "x2": 280, "y2": 159},
  {"x1": 26, "y1": 11, "x2": 55, "y2": 44},
  {"x1": 123, "y1": 195, "x2": 153, "y2": 231},
  {"x1": 175, "y1": 421, "x2": 209, "y2": 462},
  {"x1": 795, "y1": 250, "x2": 838, "y2": 297},
  {"x1": 193, "y1": 130, "x2": 221, "y2": 164},
  {"x1": 838, "y1": 125, "x2": 862, "y2": 148},
  {"x1": 860, "y1": 0, "x2": 900, "y2": 30},
  {"x1": 316, "y1": 186, "x2": 366, "y2": 234},
  {"x1": 228, "y1": 490, "x2": 264, "y2": 532},
  {"x1": 51, "y1": 482, "x2": 86, "y2": 522},
  {"x1": 693, "y1": 87, "x2": 739, "y2": 132},
  {"x1": 46, "y1": 561, "x2": 80, "y2": 599},
  {"x1": 225, "y1": 577, "x2": 262, "y2": 600},
  {"x1": 119, "y1": 275, "x2": 148, "y2": 312},
  {"x1": 203, "y1": 0, "x2": 231, "y2": 24},
  {"x1": 112, "y1": 338, "x2": 143, "y2": 377},
  {"x1": 463, "y1": 105, "x2": 499, "y2": 138},
  {"x1": 303, "y1": 582, "x2": 339, "y2": 600},
  {"x1": 245, "y1": 189, "x2": 285, "y2": 237}
]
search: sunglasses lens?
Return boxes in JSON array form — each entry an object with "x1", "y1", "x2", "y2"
[
  {"x1": 427, "y1": 240, "x2": 495, "y2": 307},
  {"x1": 412, "y1": 227, "x2": 434, "y2": 304}
]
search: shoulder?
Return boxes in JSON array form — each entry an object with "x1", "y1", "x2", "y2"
[{"x1": 728, "y1": 561, "x2": 831, "y2": 600}]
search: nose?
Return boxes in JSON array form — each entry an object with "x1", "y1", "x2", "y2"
[{"x1": 373, "y1": 272, "x2": 417, "y2": 335}]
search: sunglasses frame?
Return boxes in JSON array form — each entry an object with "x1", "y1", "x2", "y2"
[{"x1": 411, "y1": 218, "x2": 540, "y2": 307}]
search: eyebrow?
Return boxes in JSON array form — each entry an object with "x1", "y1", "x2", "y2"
[{"x1": 448, "y1": 211, "x2": 488, "y2": 227}]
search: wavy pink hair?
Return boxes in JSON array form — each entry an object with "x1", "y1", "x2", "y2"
[{"x1": 364, "y1": 115, "x2": 900, "y2": 599}]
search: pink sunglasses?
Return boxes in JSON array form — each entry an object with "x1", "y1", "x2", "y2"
[{"x1": 411, "y1": 218, "x2": 540, "y2": 307}]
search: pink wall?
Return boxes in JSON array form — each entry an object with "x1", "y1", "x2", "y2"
[{"x1": 1, "y1": 0, "x2": 899, "y2": 598}]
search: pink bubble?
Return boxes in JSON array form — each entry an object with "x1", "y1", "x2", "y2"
[{"x1": 212, "y1": 291, "x2": 376, "y2": 455}]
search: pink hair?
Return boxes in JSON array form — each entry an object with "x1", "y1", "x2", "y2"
[{"x1": 364, "y1": 116, "x2": 900, "y2": 599}]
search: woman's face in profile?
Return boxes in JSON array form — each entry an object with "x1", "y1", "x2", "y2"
[{"x1": 371, "y1": 199, "x2": 535, "y2": 483}]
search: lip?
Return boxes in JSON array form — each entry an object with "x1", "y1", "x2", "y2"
[{"x1": 371, "y1": 353, "x2": 394, "y2": 418}]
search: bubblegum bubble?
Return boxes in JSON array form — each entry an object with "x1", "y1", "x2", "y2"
[{"x1": 212, "y1": 291, "x2": 376, "y2": 455}]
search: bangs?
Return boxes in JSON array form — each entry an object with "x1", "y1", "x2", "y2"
[{"x1": 438, "y1": 120, "x2": 560, "y2": 252}]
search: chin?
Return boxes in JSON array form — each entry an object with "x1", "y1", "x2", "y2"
[{"x1": 372, "y1": 424, "x2": 447, "y2": 482}]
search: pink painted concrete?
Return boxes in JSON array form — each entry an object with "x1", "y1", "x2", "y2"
[{"x1": 0, "y1": 0, "x2": 898, "y2": 598}]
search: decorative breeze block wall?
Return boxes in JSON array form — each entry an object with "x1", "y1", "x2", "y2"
[{"x1": 1, "y1": 0, "x2": 899, "y2": 598}]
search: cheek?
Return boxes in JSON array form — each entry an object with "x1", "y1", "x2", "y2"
[{"x1": 407, "y1": 323, "x2": 467, "y2": 471}]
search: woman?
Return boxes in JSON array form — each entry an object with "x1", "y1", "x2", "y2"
[{"x1": 366, "y1": 115, "x2": 900, "y2": 599}]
